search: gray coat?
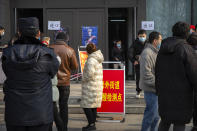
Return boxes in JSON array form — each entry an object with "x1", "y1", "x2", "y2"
[
  {"x1": 139, "y1": 44, "x2": 159, "y2": 93},
  {"x1": 52, "y1": 75, "x2": 59, "y2": 102}
]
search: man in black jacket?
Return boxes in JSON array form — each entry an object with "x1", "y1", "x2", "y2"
[
  {"x1": 128, "y1": 29, "x2": 147, "y2": 98},
  {"x1": 187, "y1": 32, "x2": 197, "y2": 131},
  {"x1": 2, "y1": 17, "x2": 59, "y2": 131},
  {"x1": 156, "y1": 22, "x2": 197, "y2": 131}
]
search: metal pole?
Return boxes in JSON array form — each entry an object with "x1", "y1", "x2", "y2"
[
  {"x1": 134, "y1": 7, "x2": 137, "y2": 39},
  {"x1": 14, "y1": 8, "x2": 17, "y2": 33}
]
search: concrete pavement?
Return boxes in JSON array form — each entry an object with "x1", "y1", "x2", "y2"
[
  {"x1": 0, "y1": 81, "x2": 194, "y2": 130},
  {"x1": 0, "y1": 114, "x2": 193, "y2": 131}
]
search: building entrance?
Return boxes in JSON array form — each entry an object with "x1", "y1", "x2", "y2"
[{"x1": 108, "y1": 8, "x2": 135, "y2": 79}]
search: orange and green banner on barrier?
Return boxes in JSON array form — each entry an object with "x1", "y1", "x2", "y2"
[{"x1": 79, "y1": 51, "x2": 88, "y2": 72}]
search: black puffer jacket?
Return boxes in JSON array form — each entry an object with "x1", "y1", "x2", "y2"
[
  {"x1": 2, "y1": 37, "x2": 59, "y2": 126},
  {"x1": 128, "y1": 39, "x2": 146, "y2": 63},
  {"x1": 155, "y1": 37, "x2": 197, "y2": 124}
]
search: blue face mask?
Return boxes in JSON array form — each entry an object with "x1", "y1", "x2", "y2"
[
  {"x1": 139, "y1": 37, "x2": 146, "y2": 43},
  {"x1": 117, "y1": 44, "x2": 121, "y2": 48},
  {"x1": 157, "y1": 42, "x2": 161, "y2": 49}
]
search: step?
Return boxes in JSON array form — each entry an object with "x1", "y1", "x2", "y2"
[
  {"x1": 68, "y1": 96, "x2": 145, "y2": 105},
  {"x1": 68, "y1": 104, "x2": 145, "y2": 114},
  {"x1": 0, "y1": 105, "x2": 4, "y2": 114}
]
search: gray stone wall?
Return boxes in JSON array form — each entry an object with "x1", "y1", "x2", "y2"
[
  {"x1": 194, "y1": 0, "x2": 197, "y2": 25},
  {"x1": 146, "y1": 0, "x2": 191, "y2": 38}
]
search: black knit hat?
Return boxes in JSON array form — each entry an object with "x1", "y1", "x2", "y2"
[{"x1": 18, "y1": 17, "x2": 39, "y2": 31}]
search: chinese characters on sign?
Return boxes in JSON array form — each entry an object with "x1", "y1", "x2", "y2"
[
  {"x1": 102, "y1": 81, "x2": 123, "y2": 102},
  {"x1": 48, "y1": 21, "x2": 61, "y2": 30},
  {"x1": 97, "y1": 70, "x2": 124, "y2": 113},
  {"x1": 82, "y1": 26, "x2": 98, "y2": 46},
  {"x1": 141, "y1": 21, "x2": 154, "y2": 30}
]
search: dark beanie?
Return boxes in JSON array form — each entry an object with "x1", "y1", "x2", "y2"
[
  {"x1": 18, "y1": 17, "x2": 39, "y2": 31},
  {"x1": 56, "y1": 32, "x2": 69, "y2": 41}
]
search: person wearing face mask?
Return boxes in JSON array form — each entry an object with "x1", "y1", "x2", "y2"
[
  {"x1": 0, "y1": 26, "x2": 5, "y2": 39},
  {"x1": 0, "y1": 26, "x2": 5, "y2": 46},
  {"x1": 111, "y1": 40, "x2": 124, "y2": 69},
  {"x1": 128, "y1": 29, "x2": 147, "y2": 98},
  {"x1": 140, "y1": 31, "x2": 162, "y2": 131},
  {"x1": 190, "y1": 25, "x2": 196, "y2": 34}
]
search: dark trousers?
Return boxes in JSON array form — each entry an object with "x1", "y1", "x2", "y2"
[
  {"x1": 83, "y1": 108, "x2": 97, "y2": 124},
  {"x1": 52, "y1": 102, "x2": 64, "y2": 131},
  {"x1": 158, "y1": 121, "x2": 185, "y2": 131},
  {"x1": 54, "y1": 86, "x2": 70, "y2": 131},
  {"x1": 193, "y1": 94, "x2": 197, "y2": 127},
  {"x1": 6, "y1": 123, "x2": 52, "y2": 131},
  {"x1": 135, "y1": 65, "x2": 141, "y2": 93}
]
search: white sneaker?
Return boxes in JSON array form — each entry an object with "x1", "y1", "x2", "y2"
[{"x1": 136, "y1": 92, "x2": 141, "y2": 98}]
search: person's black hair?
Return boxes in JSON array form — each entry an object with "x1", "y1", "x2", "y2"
[
  {"x1": 187, "y1": 32, "x2": 197, "y2": 46},
  {"x1": 0, "y1": 26, "x2": 5, "y2": 30},
  {"x1": 149, "y1": 31, "x2": 161, "y2": 43},
  {"x1": 172, "y1": 21, "x2": 190, "y2": 39},
  {"x1": 20, "y1": 28, "x2": 39, "y2": 38},
  {"x1": 56, "y1": 31, "x2": 69, "y2": 42},
  {"x1": 138, "y1": 29, "x2": 146, "y2": 35}
]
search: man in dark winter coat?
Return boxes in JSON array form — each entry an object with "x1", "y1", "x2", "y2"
[
  {"x1": 156, "y1": 22, "x2": 197, "y2": 131},
  {"x1": 187, "y1": 32, "x2": 197, "y2": 131},
  {"x1": 1, "y1": 17, "x2": 59, "y2": 131},
  {"x1": 128, "y1": 29, "x2": 147, "y2": 98}
]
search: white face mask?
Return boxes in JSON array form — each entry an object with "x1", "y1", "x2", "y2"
[
  {"x1": 190, "y1": 29, "x2": 194, "y2": 34},
  {"x1": 1, "y1": 32, "x2": 4, "y2": 36}
]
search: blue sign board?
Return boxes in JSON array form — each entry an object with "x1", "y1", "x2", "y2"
[{"x1": 82, "y1": 26, "x2": 98, "y2": 46}]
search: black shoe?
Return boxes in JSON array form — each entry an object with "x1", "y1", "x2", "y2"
[
  {"x1": 191, "y1": 127, "x2": 197, "y2": 131},
  {"x1": 82, "y1": 123, "x2": 96, "y2": 131}
]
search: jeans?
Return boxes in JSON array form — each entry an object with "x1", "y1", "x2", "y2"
[
  {"x1": 6, "y1": 123, "x2": 52, "y2": 131},
  {"x1": 141, "y1": 91, "x2": 160, "y2": 131},
  {"x1": 54, "y1": 86, "x2": 70, "y2": 131},
  {"x1": 83, "y1": 108, "x2": 97, "y2": 124},
  {"x1": 158, "y1": 121, "x2": 185, "y2": 131},
  {"x1": 135, "y1": 65, "x2": 141, "y2": 93}
]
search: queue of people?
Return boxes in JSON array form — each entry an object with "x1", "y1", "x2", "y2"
[
  {"x1": 0, "y1": 16, "x2": 197, "y2": 131},
  {"x1": 0, "y1": 17, "x2": 104, "y2": 131}
]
